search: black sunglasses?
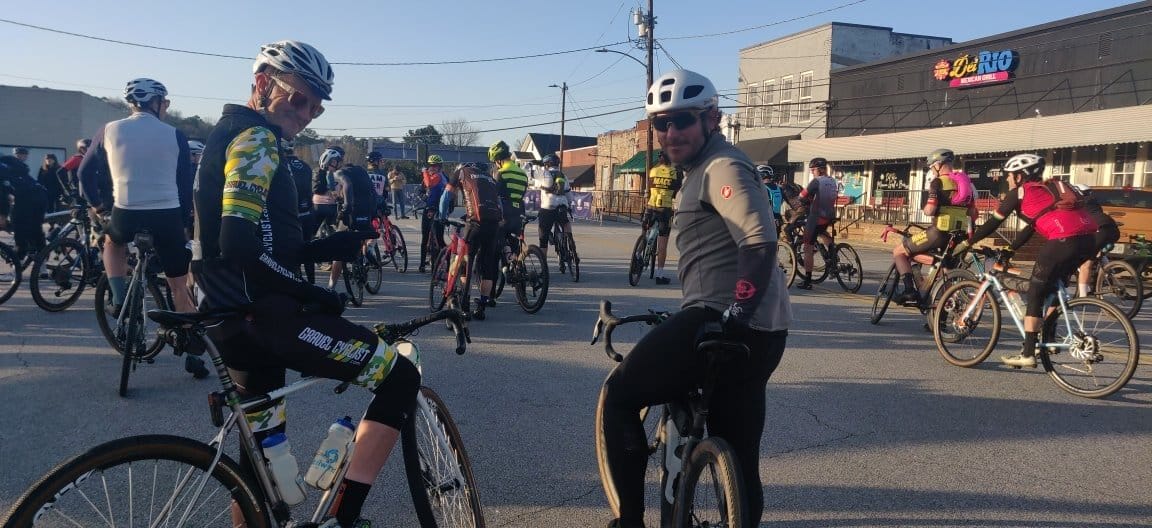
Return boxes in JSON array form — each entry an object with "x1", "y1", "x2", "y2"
[{"x1": 652, "y1": 111, "x2": 704, "y2": 132}]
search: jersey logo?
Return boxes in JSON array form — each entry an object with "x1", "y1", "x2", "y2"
[
  {"x1": 720, "y1": 185, "x2": 733, "y2": 199},
  {"x1": 734, "y1": 279, "x2": 756, "y2": 301}
]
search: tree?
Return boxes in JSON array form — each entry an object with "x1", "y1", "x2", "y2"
[
  {"x1": 440, "y1": 118, "x2": 480, "y2": 147},
  {"x1": 403, "y1": 125, "x2": 442, "y2": 145},
  {"x1": 296, "y1": 128, "x2": 322, "y2": 145}
]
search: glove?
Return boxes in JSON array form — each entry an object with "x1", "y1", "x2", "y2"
[
  {"x1": 299, "y1": 230, "x2": 375, "y2": 263},
  {"x1": 299, "y1": 285, "x2": 346, "y2": 316}
]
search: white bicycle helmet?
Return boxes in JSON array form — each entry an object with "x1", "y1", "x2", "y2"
[
  {"x1": 187, "y1": 140, "x2": 205, "y2": 156},
  {"x1": 645, "y1": 69, "x2": 718, "y2": 116},
  {"x1": 123, "y1": 78, "x2": 168, "y2": 106},
  {"x1": 319, "y1": 147, "x2": 344, "y2": 167},
  {"x1": 1074, "y1": 183, "x2": 1091, "y2": 193},
  {"x1": 756, "y1": 164, "x2": 775, "y2": 178},
  {"x1": 254, "y1": 40, "x2": 335, "y2": 100},
  {"x1": 1003, "y1": 153, "x2": 1045, "y2": 180}
]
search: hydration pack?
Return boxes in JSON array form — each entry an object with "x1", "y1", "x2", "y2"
[{"x1": 942, "y1": 170, "x2": 974, "y2": 206}]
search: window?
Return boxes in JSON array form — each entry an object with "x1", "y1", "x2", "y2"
[
  {"x1": 746, "y1": 84, "x2": 760, "y2": 128},
  {"x1": 1050, "y1": 148, "x2": 1072, "y2": 181},
  {"x1": 762, "y1": 80, "x2": 776, "y2": 127},
  {"x1": 1113, "y1": 143, "x2": 1137, "y2": 187},
  {"x1": 798, "y1": 72, "x2": 813, "y2": 122},
  {"x1": 779, "y1": 75, "x2": 794, "y2": 126},
  {"x1": 1144, "y1": 143, "x2": 1152, "y2": 188}
]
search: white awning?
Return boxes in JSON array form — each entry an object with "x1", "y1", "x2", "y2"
[{"x1": 788, "y1": 105, "x2": 1152, "y2": 163}]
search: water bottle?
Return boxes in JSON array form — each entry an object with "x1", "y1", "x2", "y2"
[
  {"x1": 261, "y1": 433, "x2": 307, "y2": 505},
  {"x1": 1006, "y1": 289, "x2": 1026, "y2": 318},
  {"x1": 304, "y1": 417, "x2": 356, "y2": 490}
]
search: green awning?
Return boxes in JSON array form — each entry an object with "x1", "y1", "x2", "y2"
[{"x1": 615, "y1": 149, "x2": 661, "y2": 175}]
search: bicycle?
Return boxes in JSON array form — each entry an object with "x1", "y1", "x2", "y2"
[
  {"x1": 429, "y1": 219, "x2": 472, "y2": 314},
  {"x1": 1072, "y1": 242, "x2": 1143, "y2": 320},
  {"x1": 931, "y1": 247, "x2": 1139, "y2": 399},
  {"x1": 628, "y1": 221, "x2": 659, "y2": 287},
  {"x1": 92, "y1": 231, "x2": 179, "y2": 396},
  {"x1": 783, "y1": 218, "x2": 864, "y2": 293},
  {"x1": 368, "y1": 205, "x2": 409, "y2": 282},
  {"x1": 591, "y1": 300, "x2": 749, "y2": 528},
  {"x1": 2, "y1": 308, "x2": 485, "y2": 528},
  {"x1": 341, "y1": 248, "x2": 371, "y2": 308},
  {"x1": 28, "y1": 202, "x2": 107, "y2": 311},
  {"x1": 871, "y1": 224, "x2": 973, "y2": 326},
  {"x1": 0, "y1": 211, "x2": 80, "y2": 305},
  {"x1": 548, "y1": 208, "x2": 580, "y2": 282},
  {"x1": 492, "y1": 214, "x2": 549, "y2": 313}
]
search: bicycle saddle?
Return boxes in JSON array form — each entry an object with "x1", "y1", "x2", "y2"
[{"x1": 147, "y1": 309, "x2": 240, "y2": 328}]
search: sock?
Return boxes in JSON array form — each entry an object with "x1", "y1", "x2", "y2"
[
  {"x1": 656, "y1": 266, "x2": 664, "y2": 278},
  {"x1": 329, "y1": 479, "x2": 371, "y2": 526},
  {"x1": 902, "y1": 273, "x2": 917, "y2": 292},
  {"x1": 1078, "y1": 283, "x2": 1090, "y2": 297},
  {"x1": 108, "y1": 276, "x2": 128, "y2": 306},
  {"x1": 1021, "y1": 331, "x2": 1039, "y2": 357}
]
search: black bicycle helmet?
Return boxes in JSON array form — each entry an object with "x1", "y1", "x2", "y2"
[
  {"x1": 366, "y1": 151, "x2": 383, "y2": 163},
  {"x1": 808, "y1": 157, "x2": 828, "y2": 169}
]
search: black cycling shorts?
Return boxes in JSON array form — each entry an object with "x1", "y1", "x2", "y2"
[
  {"x1": 107, "y1": 207, "x2": 189, "y2": 277},
  {"x1": 1026, "y1": 234, "x2": 1096, "y2": 318},
  {"x1": 537, "y1": 206, "x2": 570, "y2": 248},
  {"x1": 903, "y1": 227, "x2": 949, "y2": 255},
  {"x1": 643, "y1": 207, "x2": 673, "y2": 236},
  {"x1": 464, "y1": 220, "x2": 501, "y2": 282},
  {"x1": 343, "y1": 214, "x2": 375, "y2": 235},
  {"x1": 802, "y1": 215, "x2": 834, "y2": 244},
  {"x1": 1094, "y1": 223, "x2": 1121, "y2": 253}
]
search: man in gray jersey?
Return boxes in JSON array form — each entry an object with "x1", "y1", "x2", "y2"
[
  {"x1": 796, "y1": 157, "x2": 838, "y2": 290},
  {"x1": 600, "y1": 69, "x2": 790, "y2": 528}
]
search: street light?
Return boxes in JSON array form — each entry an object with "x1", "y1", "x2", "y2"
[
  {"x1": 548, "y1": 83, "x2": 567, "y2": 170},
  {"x1": 594, "y1": 46, "x2": 654, "y2": 197},
  {"x1": 595, "y1": 48, "x2": 646, "y2": 69}
]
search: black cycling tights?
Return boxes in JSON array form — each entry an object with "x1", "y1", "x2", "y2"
[
  {"x1": 1026, "y1": 234, "x2": 1095, "y2": 318},
  {"x1": 601, "y1": 307, "x2": 786, "y2": 526}
]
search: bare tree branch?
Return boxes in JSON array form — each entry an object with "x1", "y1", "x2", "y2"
[{"x1": 439, "y1": 118, "x2": 480, "y2": 147}]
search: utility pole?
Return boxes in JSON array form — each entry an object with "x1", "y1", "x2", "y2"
[
  {"x1": 642, "y1": 1, "x2": 655, "y2": 195},
  {"x1": 549, "y1": 82, "x2": 568, "y2": 170}
]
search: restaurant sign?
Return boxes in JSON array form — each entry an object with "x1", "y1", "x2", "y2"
[{"x1": 933, "y1": 50, "x2": 1018, "y2": 88}]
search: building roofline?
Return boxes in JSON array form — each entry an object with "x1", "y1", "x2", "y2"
[
  {"x1": 832, "y1": 1, "x2": 1152, "y2": 74},
  {"x1": 739, "y1": 22, "x2": 950, "y2": 54}
]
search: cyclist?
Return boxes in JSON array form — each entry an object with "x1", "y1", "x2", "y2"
[
  {"x1": 284, "y1": 139, "x2": 317, "y2": 283},
  {"x1": 329, "y1": 163, "x2": 379, "y2": 290},
  {"x1": 187, "y1": 140, "x2": 205, "y2": 170},
  {"x1": 312, "y1": 146, "x2": 344, "y2": 237},
  {"x1": 12, "y1": 146, "x2": 29, "y2": 163},
  {"x1": 643, "y1": 150, "x2": 680, "y2": 285},
  {"x1": 443, "y1": 162, "x2": 504, "y2": 320},
  {"x1": 758, "y1": 164, "x2": 784, "y2": 236},
  {"x1": 1072, "y1": 183, "x2": 1121, "y2": 298},
  {"x1": 795, "y1": 157, "x2": 838, "y2": 290},
  {"x1": 57, "y1": 138, "x2": 90, "y2": 199},
  {"x1": 954, "y1": 153, "x2": 1097, "y2": 368},
  {"x1": 534, "y1": 154, "x2": 573, "y2": 271},
  {"x1": 365, "y1": 151, "x2": 389, "y2": 221},
  {"x1": 891, "y1": 148, "x2": 977, "y2": 304},
  {"x1": 0, "y1": 153, "x2": 48, "y2": 261},
  {"x1": 418, "y1": 154, "x2": 448, "y2": 273},
  {"x1": 192, "y1": 40, "x2": 412, "y2": 528},
  {"x1": 602, "y1": 69, "x2": 790, "y2": 528}
]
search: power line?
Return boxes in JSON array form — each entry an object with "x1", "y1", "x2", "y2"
[
  {"x1": 315, "y1": 106, "x2": 643, "y2": 139},
  {"x1": 660, "y1": 0, "x2": 868, "y2": 40},
  {"x1": 565, "y1": 0, "x2": 630, "y2": 81},
  {"x1": 312, "y1": 99, "x2": 641, "y2": 131}
]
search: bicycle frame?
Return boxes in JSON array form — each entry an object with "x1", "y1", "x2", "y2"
[{"x1": 442, "y1": 222, "x2": 470, "y2": 305}]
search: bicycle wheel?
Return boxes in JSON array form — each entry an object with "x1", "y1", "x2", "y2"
[
  {"x1": 492, "y1": 251, "x2": 508, "y2": 301},
  {"x1": 593, "y1": 382, "x2": 672, "y2": 527},
  {"x1": 95, "y1": 274, "x2": 167, "y2": 359},
  {"x1": 3, "y1": 434, "x2": 267, "y2": 527},
  {"x1": 390, "y1": 225, "x2": 410, "y2": 273},
  {"x1": 453, "y1": 255, "x2": 471, "y2": 314},
  {"x1": 671, "y1": 437, "x2": 746, "y2": 528},
  {"x1": 628, "y1": 235, "x2": 647, "y2": 287},
  {"x1": 0, "y1": 243, "x2": 21, "y2": 305},
  {"x1": 402, "y1": 387, "x2": 485, "y2": 528},
  {"x1": 924, "y1": 269, "x2": 977, "y2": 332},
  {"x1": 833, "y1": 243, "x2": 863, "y2": 293},
  {"x1": 29, "y1": 238, "x2": 88, "y2": 312},
  {"x1": 810, "y1": 244, "x2": 829, "y2": 284},
  {"x1": 870, "y1": 264, "x2": 899, "y2": 325},
  {"x1": 366, "y1": 244, "x2": 384, "y2": 295},
  {"x1": 567, "y1": 233, "x2": 580, "y2": 283},
  {"x1": 316, "y1": 222, "x2": 335, "y2": 272},
  {"x1": 429, "y1": 249, "x2": 450, "y2": 312},
  {"x1": 1040, "y1": 297, "x2": 1139, "y2": 399},
  {"x1": 777, "y1": 241, "x2": 796, "y2": 289},
  {"x1": 1094, "y1": 260, "x2": 1143, "y2": 320},
  {"x1": 343, "y1": 260, "x2": 366, "y2": 307},
  {"x1": 932, "y1": 280, "x2": 1001, "y2": 368},
  {"x1": 515, "y1": 245, "x2": 549, "y2": 314}
]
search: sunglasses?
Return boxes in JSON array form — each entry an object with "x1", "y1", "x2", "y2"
[
  {"x1": 270, "y1": 76, "x2": 325, "y2": 119},
  {"x1": 652, "y1": 111, "x2": 703, "y2": 132}
]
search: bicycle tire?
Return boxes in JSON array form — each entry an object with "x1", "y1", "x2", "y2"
[
  {"x1": 390, "y1": 224, "x2": 409, "y2": 273},
  {"x1": 870, "y1": 264, "x2": 899, "y2": 325},
  {"x1": 628, "y1": 235, "x2": 646, "y2": 287},
  {"x1": 567, "y1": 233, "x2": 580, "y2": 283},
  {"x1": 428, "y1": 249, "x2": 450, "y2": 312},
  {"x1": 671, "y1": 437, "x2": 746, "y2": 528},
  {"x1": 492, "y1": 250, "x2": 508, "y2": 301},
  {"x1": 29, "y1": 237, "x2": 88, "y2": 312},
  {"x1": 1040, "y1": 297, "x2": 1139, "y2": 399},
  {"x1": 343, "y1": 259, "x2": 365, "y2": 307},
  {"x1": 932, "y1": 279, "x2": 1001, "y2": 368},
  {"x1": 453, "y1": 254, "x2": 471, "y2": 315},
  {"x1": 94, "y1": 274, "x2": 168, "y2": 359},
  {"x1": 1094, "y1": 260, "x2": 1143, "y2": 320},
  {"x1": 593, "y1": 381, "x2": 672, "y2": 527},
  {"x1": 0, "y1": 243, "x2": 21, "y2": 305},
  {"x1": 515, "y1": 245, "x2": 549, "y2": 314},
  {"x1": 366, "y1": 244, "x2": 384, "y2": 295},
  {"x1": 2, "y1": 434, "x2": 268, "y2": 528},
  {"x1": 777, "y1": 241, "x2": 796, "y2": 289},
  {"x1": 834, "y1": 243, "x2": 863, "y2": 293},
  {"x1": 402, "y1": 386, "x2": 486, "y2": 528}
]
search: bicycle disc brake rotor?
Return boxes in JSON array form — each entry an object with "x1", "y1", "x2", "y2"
[{"x1": 1068, "y1": 332, "x2": 1101, "y2": 362}]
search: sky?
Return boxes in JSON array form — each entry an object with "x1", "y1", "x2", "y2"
[{"x1": 0, "y1": 0, "x2": 1138, "y2": 149}]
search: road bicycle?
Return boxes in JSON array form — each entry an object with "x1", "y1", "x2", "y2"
[
  {"x1": 931, "y1": 246, "x2": 1139, "y2": 399},
  {"x1": 628, "y1": 222, "x2": 659, "y2": 287},
  {"x1": 1071, "y1": 241, "x2": 1143, "y2": 320},
  {"x1": 781, "y1": 218, "x2": 864, "y2": 293},
  {"x1": 492, "y1": 214, "x2": 549, "y2": 313},
  {"x1": 2, "y1": 308, "x2": 485, "y2": 527},
  {"x1": 28, "y1": 202, "x2": 107, "y2": 311},
  {"x1": 548, "y1": 208, "x2": 580, "y2": 282},
  {"x1": 429, "y1": 219, "x2": 472, "y2": 314},
  {"x1": 0, "y1": 210, "x2": 81, "y2": 305},
  {"x1": 591, "y1": 300, "x2": 750, "y2": 528},
  {"x1": 368, "y1": 206, "x2": 409, "y2": 282},
  {"x1": 92, "y1": 232, "x2": 180, "y2": 396},
  {"x1": 340, "y1": 248, "x2": 373, "y2": 308},
  {"x1": 316, "y1": 220, "x2": 337, "y2": 273},
  {"x1": 871, "y1": 224, "x2": 973, "y2": 326}
]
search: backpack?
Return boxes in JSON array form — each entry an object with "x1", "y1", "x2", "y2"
[
  {"x1": 459, "y1": 169, "x2": 504, "y2": 222},
  {"x1": 942, "y1": 170, "x2": 974, "y2": 206},
  {"x1": 1018, "y1": 179, "x2": 1083, "y2": 220}
]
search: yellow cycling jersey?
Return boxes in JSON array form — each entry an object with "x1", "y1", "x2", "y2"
[{"x1": 647, "y1": 164, "x2": 680, "y2": 209}]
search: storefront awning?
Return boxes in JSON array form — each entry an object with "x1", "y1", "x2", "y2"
[
  {"x1": 616, "y1": 150, "x2": 661, "y2": 174},
  {"x1": 788, "y1": 105, "x2": 1152, "y2": 163},
  {"x1": 566, "y1": 164, "x2": 595, "y2": 187},
  {"x1": 736, "y1": 135, "x2": 799, "y2": 164}
]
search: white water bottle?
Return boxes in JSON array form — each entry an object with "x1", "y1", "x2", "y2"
[
  {"x1": 261, "y1": 433, "x2": 307, "y2": 505},
  {"x1": 1006, "y1": 290, "x2": 1026, "y2": 317},
  {"x1": 304, "y1": 416, "x2": 356, "y2": 490}
]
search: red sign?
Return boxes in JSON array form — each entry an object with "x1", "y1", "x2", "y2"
[{"x1": 949, "y1": 71, "x2": 1012, "y2": 88}]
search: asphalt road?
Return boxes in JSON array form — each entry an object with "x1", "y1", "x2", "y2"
[{"x1": 1, "y1": 220, "x2": 1149, "y2": 527}]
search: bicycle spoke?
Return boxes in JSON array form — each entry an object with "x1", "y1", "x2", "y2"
[{"x1": 1042, "y1": 299, "x2": 1138, "y2": 398}]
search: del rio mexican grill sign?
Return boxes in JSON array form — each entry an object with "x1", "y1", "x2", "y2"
[{"x1": 933, "y1": 50, "x2": 1019, "y2": 88}]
